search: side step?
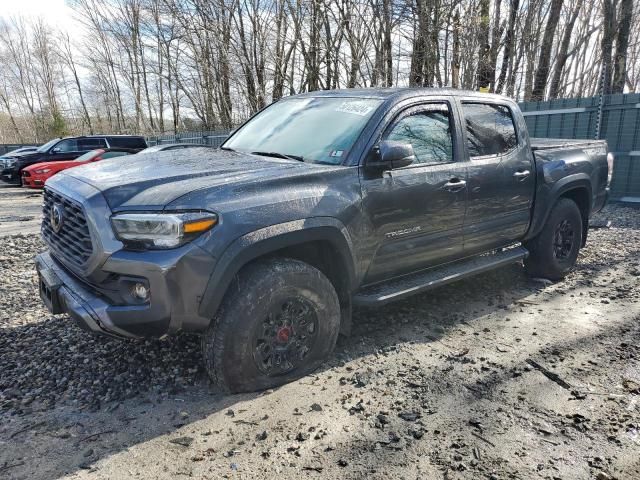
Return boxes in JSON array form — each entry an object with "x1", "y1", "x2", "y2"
[{"x1": 353, "y1": 246, "x2": 529, "y2": 307}]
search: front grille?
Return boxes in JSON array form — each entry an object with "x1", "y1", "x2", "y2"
[{"x1": 42, "y1": 188, "x2": 94, "y2": 268}]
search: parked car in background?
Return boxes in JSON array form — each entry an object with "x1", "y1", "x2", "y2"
[
  {"x1": 137, "y1": 143, "x2": 214, "y2": 154},
  {"x1": 0, "y1": 135, "x2": 147, "y2": 185},
  {"x1": 22, "y1": 148, "x2": 137, "y2": 189},
  {"x1": 0, "y1": 146, "x2": 39, "y2": 170},
  {"x1": 0, "y1": 146, "x2": 39, "y2": 159}
]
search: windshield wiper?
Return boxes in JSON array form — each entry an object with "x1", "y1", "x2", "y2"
[
  {"x1": 220, "y1": 146, "x2": 235, "y2": 152},
  {"x1": 251, "y1": 151, "x2": 304, "y2": 162}
]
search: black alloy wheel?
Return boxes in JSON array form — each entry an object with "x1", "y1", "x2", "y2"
[{"x1": 252, "y1": 297, "x2": 319, "y2": 376}]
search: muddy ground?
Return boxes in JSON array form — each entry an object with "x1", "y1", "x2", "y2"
[{"x1": 0, "y1": 197, "x2": 639, "y2": 480}]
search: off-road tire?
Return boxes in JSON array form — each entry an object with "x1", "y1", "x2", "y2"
[
  {"x1": 201, "y1": 258, "x2": 341, "y2": 393},
  {"x1": 524, "y1": 198, "x2": 583, "y2": 280}
]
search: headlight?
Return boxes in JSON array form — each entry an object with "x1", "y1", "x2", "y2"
[
  {"x1": 5, "y1": 158, "x2": 16, "y2": 168},
  {"x1": 34, "y1": 168, "x2": 51, "y2": 174},
  {"x1": 111, "y1": 212, "x2": 218, "y2": 249}
]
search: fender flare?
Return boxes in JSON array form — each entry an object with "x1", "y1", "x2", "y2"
[
  {"x1": 525, "y1": 174, "x2": 593, "y2": 241},
  {"x1": 198, "y1": 217, "x2": 357, "y2": 322}
]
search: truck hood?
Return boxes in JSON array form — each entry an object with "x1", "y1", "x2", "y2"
[
  {"x1": 56, "y1": 149, "x2": 334, "y2": 210},
  {"x1": 10, "y1": 151, "x2": 43, "y2": 162}
]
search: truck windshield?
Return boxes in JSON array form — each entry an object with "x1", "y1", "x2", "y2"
[{"x1": 223, "y1": 97, "x2": 383, "y2": 165}]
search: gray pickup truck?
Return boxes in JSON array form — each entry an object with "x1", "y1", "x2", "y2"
[{"x1": 36, "y1": 88, "x2": 610, "y2": 392}]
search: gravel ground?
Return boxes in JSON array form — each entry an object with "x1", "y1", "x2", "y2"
[{"x1": 0, "y1": 203, "x2": 639, "y2": 480}]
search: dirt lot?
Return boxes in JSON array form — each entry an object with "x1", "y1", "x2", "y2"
[{"x1": 0, "y1": 194, "x2": 639, "y2": 480}]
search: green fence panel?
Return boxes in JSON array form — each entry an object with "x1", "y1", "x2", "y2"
[{"x1": 519, "y1": 93, "x2": 640, "y2": 199}]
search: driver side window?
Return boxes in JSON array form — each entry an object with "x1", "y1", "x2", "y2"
[{"x1": 385, "y1": 105, "x2": 453, "y2": 165}]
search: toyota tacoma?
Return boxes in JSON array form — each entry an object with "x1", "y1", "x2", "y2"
[{"x1": 35, "y1": 89, "x2": 611, "y2": 393}]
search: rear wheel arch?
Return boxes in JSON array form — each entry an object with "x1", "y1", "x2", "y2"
[
  {"x1": 558, "y1": 187, "x2": 590, "y2": 247},
  {"x1": 525, "y1": 177, "x2": 592, "y2": 243},
  {"x1": 198, "y1": 219, "x2": 357, "y2": 334}
]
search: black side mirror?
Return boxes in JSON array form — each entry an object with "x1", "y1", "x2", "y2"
[{"x1": 368, "y1": 140, "x2": 415, "y2": 169}]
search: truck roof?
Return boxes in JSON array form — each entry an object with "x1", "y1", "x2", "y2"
[
  {"x1": 57, "y1": 134, "x2": 146, "y2": 140},
  {"x1": 293, "y1": 87, "x2": 511, "y2": 103}
]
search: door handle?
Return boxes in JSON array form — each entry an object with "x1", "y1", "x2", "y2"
[
  {"x1": 443, "y1": 178, "x2": 467, "y2": 192},
  {"x1": 513, "y1": 170, "x2": 531, "y2": 180}
]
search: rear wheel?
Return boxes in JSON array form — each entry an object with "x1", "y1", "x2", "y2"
[
  {"x1": 524, "y1": 198, "x2": 583, "y2": 280},
  {"x1": 201, "y1": 258, "x2": 341, "y2": 393}
]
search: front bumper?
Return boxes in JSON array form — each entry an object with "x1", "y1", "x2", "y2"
[
  {"x1": 22, "y1": 173, "x2": 45, "y2": 188},
  {"x1": 36, "y1": 244, "x2": 216, "y2": 339},
  {"x1": 36, "y1": 251, "x2": 135, "y2": 338}
]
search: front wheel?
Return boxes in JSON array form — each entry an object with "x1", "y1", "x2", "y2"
[
  {"x1": 201, "y1": 258, "x2": 341, "y2": 393},
  {"x1": 524, "y1": 198, "x2": 583, "y2": 280}
]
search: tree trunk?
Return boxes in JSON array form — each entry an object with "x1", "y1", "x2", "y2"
[
  {"x1": 599, "y1": 0, "x2": 616, "y2": 95},
  {"x1": 476, "y1": 0, "x2": 492, "y2": 90},
  {"x1": 612, "y1": 0, "x2": 632, "y2": 93},
  {"x1": 531, "y1": 0, "x2": 564, "y2": 100},
  {"x1": 410, "y1": 0, "x2": 428, "y2": 86},
  {"x1": 451, "y1": 9, "x2": 460, "y2": 89},
  {"x1": 548, "y1": 1, "x2": 581, "y2": 99},
  {"x1": 496, "y1": 0, "x2": 518, "y2": 94},
  {"x1": 383, "y1": 0, "x2": 393, "y2": 87}
]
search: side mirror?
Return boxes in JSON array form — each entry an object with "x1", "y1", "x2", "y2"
[
  {"x1": 368, "y1": 140, "x2": 415, "y2": 169},
  {"x1": 51, "y1": 148, "x2": 61, "y2": 154}
]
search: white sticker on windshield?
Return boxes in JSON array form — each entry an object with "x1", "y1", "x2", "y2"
[{"x1": 335, "y1": 100, "x2": 376, "y2": 116}]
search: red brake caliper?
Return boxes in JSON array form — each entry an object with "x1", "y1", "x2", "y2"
[{"x1": 277, "y1": 326, "x2": 292, "y2": 343}]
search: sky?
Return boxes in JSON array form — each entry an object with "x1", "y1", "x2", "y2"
[{"x1": 0, "y1": 0, "x2": 79, "y2": 32}]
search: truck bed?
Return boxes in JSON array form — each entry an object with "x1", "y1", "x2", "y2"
[
  {"x1": 529, "y1": 137, "x2": 609, "y2": 218},
  {"x1": 530, "y1": 138, "x2": 606, "y2": 151}
]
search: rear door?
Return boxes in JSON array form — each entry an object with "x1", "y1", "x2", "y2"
[
  {"x1": 459, "y1": 100, "x2": 535, "y2": 255},
  {"x1": 360, "y1": 99, "x2": 468, "y2": 283}
]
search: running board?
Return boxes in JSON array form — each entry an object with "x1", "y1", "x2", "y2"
[{"x1": 353, "y1": 246, "x2": 529, "y2": 307}]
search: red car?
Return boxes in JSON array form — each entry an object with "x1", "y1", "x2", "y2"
[{"x1": 22, "y1": 148, "x2": 136, "y2": 188}]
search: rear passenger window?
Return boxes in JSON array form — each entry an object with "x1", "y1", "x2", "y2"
[
  {"x1": 78, "y1": 138, "x2": 107, "y2": 150},
  {"x1": 385, "y1": 104, "x2": 453, "y2": 165},
  {"x1": 108, "y1": 137, "x2": 148, "y2": 149},
  {"x1": 462, "y1": 103, "x2": 517, "y2": 157}
]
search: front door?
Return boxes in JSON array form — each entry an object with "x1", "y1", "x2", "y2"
[
  {"x1": 360, "y1": 101, "x2": 468, "y2": 284},
  {"x1": 459, "y1": 101, "x2": 535, "y2": 255},
  {"x1": 47, "y1": 138, "x2": 84, "y2": 161}
]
